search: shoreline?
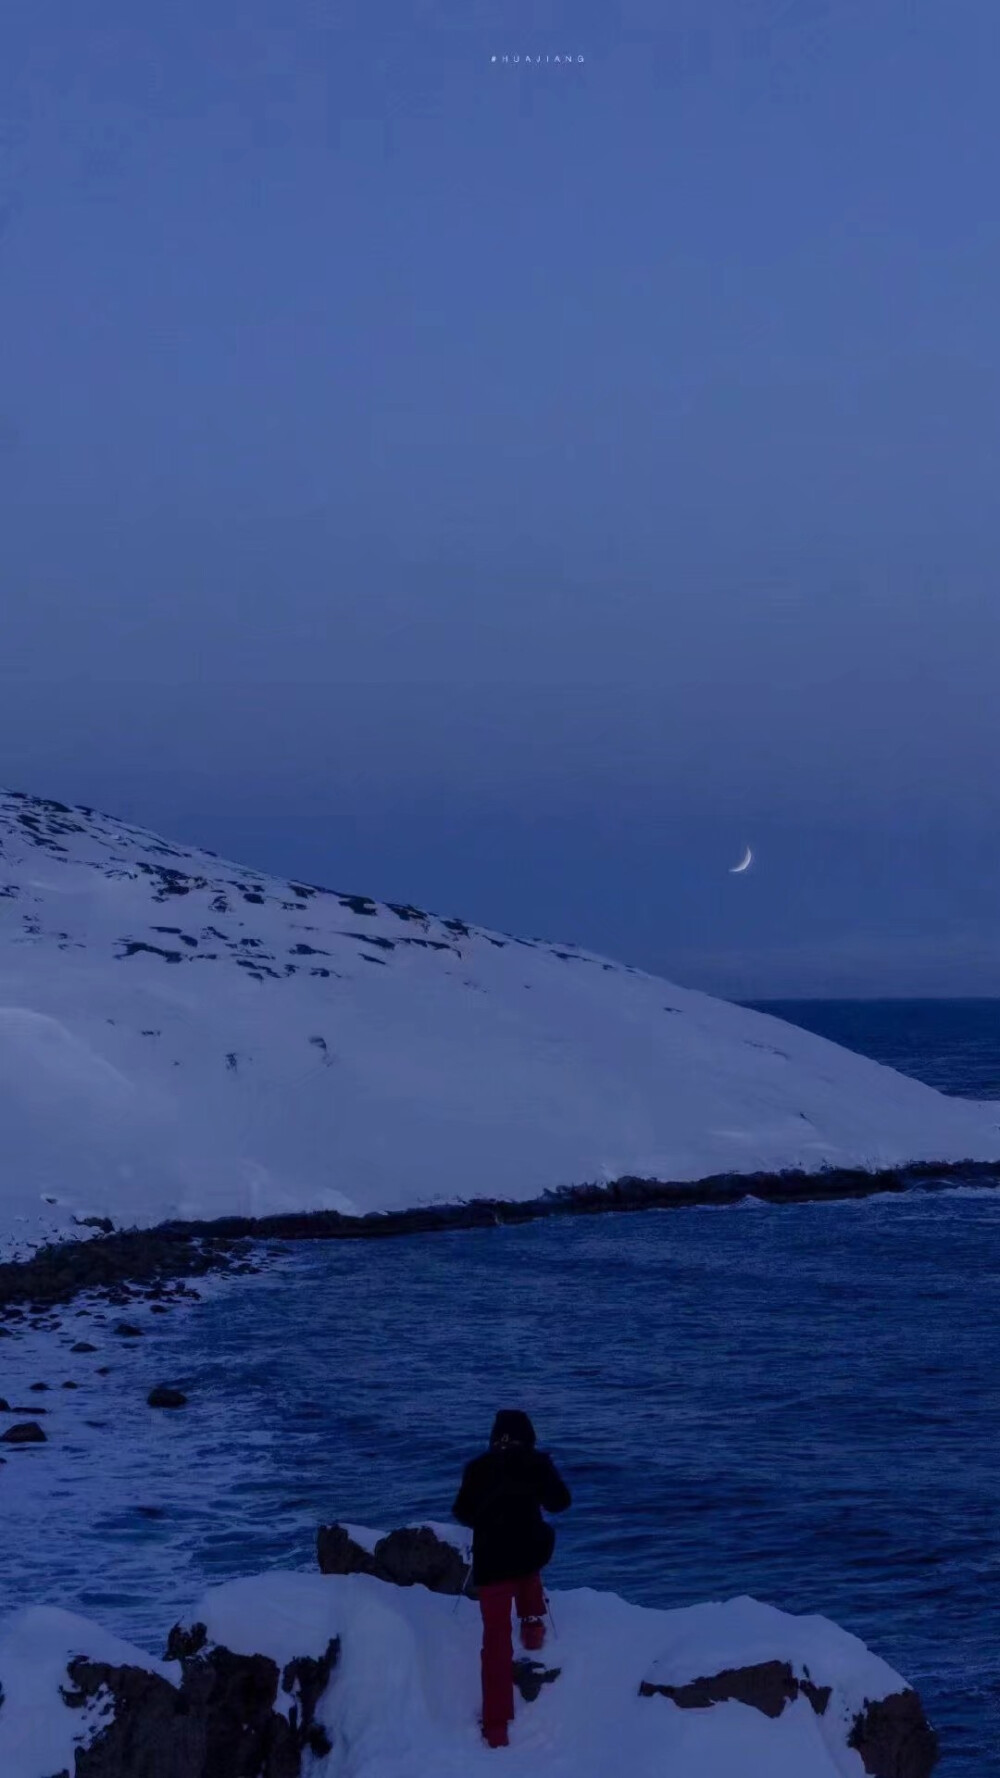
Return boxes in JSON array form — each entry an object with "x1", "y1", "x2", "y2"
[{"x1": 2, "y1": 1157, "x2": 998, "y2": 1313}]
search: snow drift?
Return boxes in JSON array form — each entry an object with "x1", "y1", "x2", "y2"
[{"x1": 1, "y1": 788, "x2": 998, "y2": 1259}]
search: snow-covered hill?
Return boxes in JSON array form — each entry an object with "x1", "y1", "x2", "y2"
[{"x1": 1, "y1": 787, "x2": 998, "y2": 1257}]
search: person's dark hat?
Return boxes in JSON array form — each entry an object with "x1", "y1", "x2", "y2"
[{"x1": 490, "y1": 1409, "x2": 537, "y2": 1449}]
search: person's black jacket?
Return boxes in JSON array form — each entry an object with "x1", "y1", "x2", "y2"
[{"x1": 453, "y1": 1410, "x2": 571, "y2": 1588}]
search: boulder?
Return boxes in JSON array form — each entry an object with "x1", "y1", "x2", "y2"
[
  {"x1": 164, "y1": 1622, "x2": 208, "y2": 1661},
  {"x1": 0, "y1": 1421, "x2": 46, "y2": 1444},
  {"x1": 849, "y1": 1689, "x2": 941, "y2": 1778},
  {"x1": 315, "y1": 1524, "x2": 374, "y2": 1580},
  {"x1": 64, "y1": 1658, "x2": 209, "y2": 1778},
  {"x1": 317, "y1": 1522, "x2": 471, "y2": 1595},
  {"x1": 60, "y1": 1636, "x2": 339, "y2": 1778},
  {"x1": 640, "y1": 1656, "x2": 805, "y2": 1717},
  {"x1": 148, "y1": 1386, "x2": 188, "y2": 1409}
]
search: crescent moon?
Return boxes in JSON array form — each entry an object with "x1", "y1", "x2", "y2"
[{"x1": 730, "y1": 846, "x2": 753, "y2": 874}]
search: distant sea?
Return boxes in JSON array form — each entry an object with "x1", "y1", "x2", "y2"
[{"x1": 747, "y1": 998, "x2": 1000, "y2": 1100}]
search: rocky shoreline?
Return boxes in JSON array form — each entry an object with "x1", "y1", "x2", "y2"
[
  {"x1": 0, "y1": 1227, "x2": 264, "y2": 1315},
  {"x1": 2, "y1": 1160, "x2": 998, "y2": 1315}
]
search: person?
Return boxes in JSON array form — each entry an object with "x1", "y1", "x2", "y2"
[{"x1": 453, "y1": 1409, "x2": 571, "y2": 1749}]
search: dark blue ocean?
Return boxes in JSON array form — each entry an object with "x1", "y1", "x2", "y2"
[
  {"x1": 751, "y1": 998, "x2": 1000, "y2": 1102},
  {"x1": 4, "y1": 1001, "x2": 999, "y2": 1773}
]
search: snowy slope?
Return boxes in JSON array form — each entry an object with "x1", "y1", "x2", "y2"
[
  {"x1": 0, "y1": 1572, "x2": 917, "y2": 1778},
  {"x1": 1, "y1": 787, "x2": 998, "y2": 1257}
]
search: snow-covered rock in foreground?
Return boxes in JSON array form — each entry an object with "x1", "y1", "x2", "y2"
[
  {"x1": 1, "y1": 787, "x2": 998, "y2": 1258},
  {"x1": 0, "y1": 1569, "x2": 938, "y2": 1777}
]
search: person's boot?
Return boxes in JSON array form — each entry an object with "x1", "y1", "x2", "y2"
[
  {"x1": 520, "y1": 1616, "x2": 545, "y2": 1653},
  {"x1": 483, "y1": 1721, "x2": 509, "y2": 1748}
]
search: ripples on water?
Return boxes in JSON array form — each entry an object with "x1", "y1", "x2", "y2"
[{"x1": 3, "y1": 1192, "x2": 999, "y2": 1772}]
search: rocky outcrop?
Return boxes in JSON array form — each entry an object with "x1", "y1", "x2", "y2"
[
  {"x1": 62, "y1": 1658, "x2": 197, "y2": 1778},
  {"x1": 641, "y1": 1658, "x2": 936, "y2": 1778},
  {"x1": 60, "y1": 1637, "x2": 338, "y2": 1778},
  {"x1": 0, "y1": 1227, "x2": 257, "y2": 1315},
  {"x1": 316, "y1": 1521, "x2": 471, "y2": 1595},
  {"x1": 849, "y1": 1689, "x2": 941, "y2": 1778},
  {"x1": 640, "y1": 1656, "x2": 828, "y2": 1718},
  {"x1": 0, "y1": 1421, "x2": 46, "y2": 1444},
  {"x1": 147, "y1": 1386, "x2": 187, "y2": 1409}
]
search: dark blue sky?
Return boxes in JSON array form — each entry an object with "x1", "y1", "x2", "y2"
[{"x1": 3, "y1": 2, "x2": 999, "y2": 996}]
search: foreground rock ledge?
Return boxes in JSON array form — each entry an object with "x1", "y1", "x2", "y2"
[{"x1": 0, "y1": 1523, "x2": 940, "y2": 1777}]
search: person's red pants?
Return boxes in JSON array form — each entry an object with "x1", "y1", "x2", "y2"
[{"x1": 478, "y1": 1573, "x2": 546, "y2": 1739}]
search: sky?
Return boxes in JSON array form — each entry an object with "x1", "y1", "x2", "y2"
[{"x1": 2, "y1": 0, "x2": 999, "y2": 998}]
